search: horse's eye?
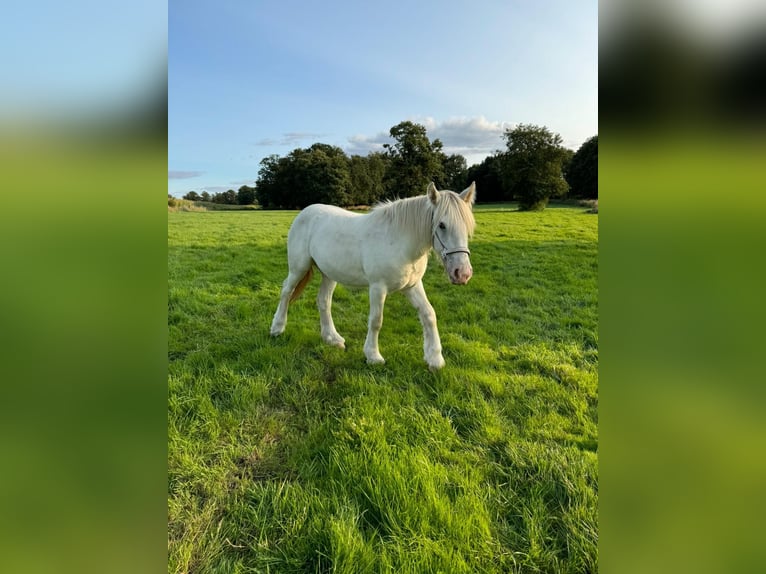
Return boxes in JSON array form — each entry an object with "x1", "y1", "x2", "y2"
[{"x1": 438, "y1": 222, "x2": 446, "y2": 230}]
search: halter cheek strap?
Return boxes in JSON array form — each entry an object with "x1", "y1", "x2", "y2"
[{"x1": 433, "y1": 228, "x2": 470, "y2": 260}]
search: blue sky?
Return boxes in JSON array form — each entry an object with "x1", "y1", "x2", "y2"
[{"x1": 169, "y1": 0, "x2": 597, "y2": 196}]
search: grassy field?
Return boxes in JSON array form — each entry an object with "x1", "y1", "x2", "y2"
[{"x1": 168, "y1": 203, "x2": 598, "y2": 573}]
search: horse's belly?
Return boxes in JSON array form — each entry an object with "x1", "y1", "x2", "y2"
[
  {"x1": 361, "y1": 251, "x2": 429, "y2": 291},
  {"x1": 310, "y1": 232, "x2": 368, "y2": 286},
  {"x1": 313, "y1": 254, "x2": 368, "y2": 286}
]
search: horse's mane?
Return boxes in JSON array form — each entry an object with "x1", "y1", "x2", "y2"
[{"x1": 370, "y1": 192, "x2": 475, "y2": 245}]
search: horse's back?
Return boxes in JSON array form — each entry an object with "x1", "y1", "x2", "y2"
[
  {"x1": 296, "y1": 203, "x2": 359, "y2": 222},
  {"x1": 289, "y1": 204, "x2": 362, "y2": 239}
]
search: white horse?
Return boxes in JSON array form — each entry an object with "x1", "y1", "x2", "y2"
[{"x1": 270, "y1": 181, "x2": 476, "y2": 369}]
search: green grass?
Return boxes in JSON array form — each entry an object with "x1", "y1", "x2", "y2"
[{"x1": 168, "y1": 203, "x2": 598, "y2": 573}]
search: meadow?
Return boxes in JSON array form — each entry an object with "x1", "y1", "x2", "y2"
[{"x1": 168, "y1": 203, "x2": 598, "y2": 573}]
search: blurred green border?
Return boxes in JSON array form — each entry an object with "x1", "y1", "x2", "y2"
[
  {"x1": 600, "y1": 129, "x2": 766, "y2": 574},
  {"x1": 0, "y1": 133, "x2": 168, "y2": 574}
]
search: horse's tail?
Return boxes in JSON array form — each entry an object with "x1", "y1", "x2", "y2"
[{"x1": 289, "y1": 265, "x2": 314, "y2": 303}]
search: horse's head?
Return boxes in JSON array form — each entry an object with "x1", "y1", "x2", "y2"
[{"x1": 428, "y1": 181, "x2": 476, "y2": 285}]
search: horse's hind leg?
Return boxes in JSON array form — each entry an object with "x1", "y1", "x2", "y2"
[
  {"x1": 317, "y1": 273, "x2": 345, "y2": 349},
  {"x1": 270, "y1": 256, "x2": 313, "y2": 337}
]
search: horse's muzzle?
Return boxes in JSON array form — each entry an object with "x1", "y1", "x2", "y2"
[{"x1": 449, "y1": 265, "x2": 473, "y2": 285}]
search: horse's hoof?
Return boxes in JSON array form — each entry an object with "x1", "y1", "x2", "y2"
[
  {"x1": 323, "y1": 335, "x2": 346, "y2": 349},
  {"x1": 270, "y1": 320, "x2": 285, "y2": 337},
  {"x1": 366, "y1": 356, "x2": 385, "y2": 365},
  {"x1": 427, "y1": 355, "x2": 445, "y2": 371}
]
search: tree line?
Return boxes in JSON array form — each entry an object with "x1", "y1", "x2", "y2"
[
  {"x1": 183, "y1": 121, "x2": 597, "y2": 211},
  {"x1": 181, "y1": 186, "x2": 256, "y2": 205}
]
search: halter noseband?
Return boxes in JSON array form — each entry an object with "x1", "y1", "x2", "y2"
[{"x1": 432, "y1": 226, "x2": 471, "y2": 260}]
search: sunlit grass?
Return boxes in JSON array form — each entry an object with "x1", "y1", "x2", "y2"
[{"x1": 168, "y1": 203, "x2": 598, "y2": 573}]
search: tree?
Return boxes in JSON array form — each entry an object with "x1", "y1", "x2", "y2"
[
  {"x1": 560, "y1": 148, "x2": 575, "y2": 187},
  {"x1": 200, "y1": 191, "x2": 211, "y2": 202},
  {"x1": 467, "y1": 154, "x2": 506, "y2": 203},
  {"x1": 348, "y1": 152, "x2": 388, "y2": 206},
  {"x1": 286, "y1": 144, "x2": 352, "y2": 208},
  {"x1": 212, "y1": 189, "x2": 237, "y2": 204},
  {"x1": 383, "y1": 121, "x2": 446, "y2": 198},
  {"x1": 237, "y1": 185, "x2": 257, "y2": 205},
  {"x1": 183, "y1": 191, "x2": 200, "y2": 201},
  {"x1": 565, "y1": 135, "x2": 598, "y2": 199},
  {"x1": 255, "y1": 145, "x2": 352, "y2": 209},
  {"x1": 255, "y1": 155, "x2": 284, "y2": 209},
  {"x1": 499, "y1": 124, "x2": 570, "y2": 211},
  {"x1": 440, "y1": 154, "x2": 468, "y2": 191}
]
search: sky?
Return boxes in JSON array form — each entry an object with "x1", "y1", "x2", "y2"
[{"x1": 168, "y1": 0, "x2": 598, "y2": 197}]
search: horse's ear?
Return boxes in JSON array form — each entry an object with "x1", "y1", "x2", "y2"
[
  {"x1": 427, "y1": 182, "x2": 439, "y2": 204},
  {"x1": 460, "y1": 181, "x2": 476, "y2": 206}
]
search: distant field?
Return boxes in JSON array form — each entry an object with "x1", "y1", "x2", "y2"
[
  {"x1": 168, "y1": 198, "x2": 260, "y2": 211},
  {"x1": 168, "y1": 203, "x2": 598, "y2": 573}
]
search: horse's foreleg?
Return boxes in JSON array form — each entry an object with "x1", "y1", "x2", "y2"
[
  {"x1": 364, "y1": 283, "x2": 387, "y2": 364},
  {"x1": 317, "y1": 274, "x2": 345, "y2": 349},
  {"x1": 404, "y1": 281, "x2": 445, "y2": 370}
]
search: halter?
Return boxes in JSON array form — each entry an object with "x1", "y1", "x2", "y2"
[{"x1": 432, "y1": 226, "x2": 471, "y2": 261}]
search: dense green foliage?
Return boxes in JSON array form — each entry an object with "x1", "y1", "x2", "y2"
[
  {"x1": 467, "y1": 154, "x2": 506, "y2": 203},
  {"x1": 348, "y1": 152, "x2": 387, "y2": 206},
  {"x1": 500, "y1": 125, "x2": 571, "y2": 211},
  {"x1": 382, "y1": 121, "x2": 467, "y2": 198},
  {"x1": 185, "y1": 186, "x2": 257, "y2": 207},
  {"x1": 382, "y1": 121, "x2": 444, "y2": 198},
  {"x1": 168, "y1": 204, "x2": 598, "y2": 573},
  {"x1": 213, "y1": 189, "x2": 238, "y2": 205},
  {"x1": 236, "y1": 185, "x2": 257, "y2": 205},
  {"x1": 440, "y1": 152, "x2": 469, "y2": 191},
  {"x1": 566, "y1": 135, "x2": 598, "y2": 199},
  {"x1": 255, "y1": 144, "x2": 353, "y2": 209}
]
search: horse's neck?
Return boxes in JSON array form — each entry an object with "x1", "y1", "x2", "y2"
[
  {"x1": 401, "y1": 230, "x2": 432, "y2": 261},
  {"x1": 374, "y1": 197, "x2": 432, "y2": 260}
]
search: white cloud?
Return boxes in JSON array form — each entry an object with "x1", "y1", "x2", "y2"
[
  {"x1": 344, "y1": 116, "x2": 514, "y2": 165},
  {"x1": 344, "y1": 131, "x2": 391, "y2": 156},
  {"x1": 420, "y1": 116, "x2": 512, "y2": 158},
  {"x1": 254, "y1": 132, "x2": 327, "y2": 147},
  {"x1": 168, "y1": 170, "x2": 204, "y2": 179}
]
